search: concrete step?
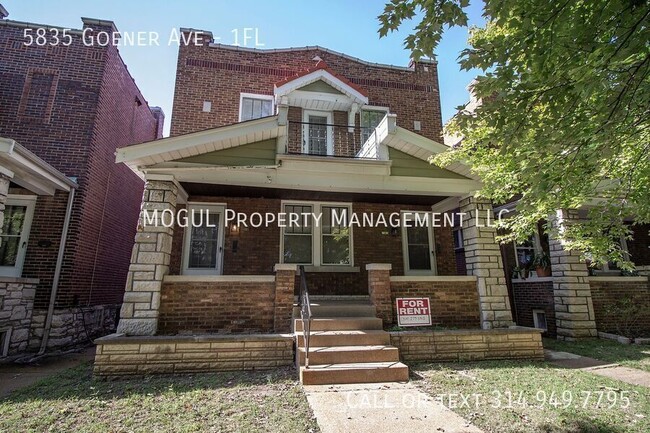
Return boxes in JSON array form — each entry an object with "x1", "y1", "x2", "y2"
[
  {"x1": 293, "y1": 302, "x2": 377, "y2": 318},
  {"x1": 294, "y1": 317, "x2": 384, "y2": 332},
  {"x1": 300, "y1": 362, "x2": 409, "y2": 385},
  {"x1": 297, "y1": 345, "x2": 400, "y2": 365},
  {"x1": 296, "y1": 330, "x2": 390, "y2": 347}
]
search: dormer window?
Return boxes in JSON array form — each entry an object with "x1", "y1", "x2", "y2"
[{"x1": 239, "y1": 93, "x2": 274, "y2": 121}]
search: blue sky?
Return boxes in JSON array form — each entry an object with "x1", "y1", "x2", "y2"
[{"x1": 3, "y1": 0, "x2": 485, "y2": 137}]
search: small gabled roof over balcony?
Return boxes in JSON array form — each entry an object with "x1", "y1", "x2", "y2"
[{"x1": 274, "y1": 60, "x2": 368, "y2": 111}]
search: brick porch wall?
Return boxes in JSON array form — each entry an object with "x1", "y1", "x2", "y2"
[
  {"x1": 390, "y1": 279, "x2": 480, "y2": 328},
  {"x1": 589, "y1": 277, "x2": 650, "y2": 336},
  {"x1": 511, "y1": 280, "x2": 557, "y2": 337},
  {"x1": 159, "y1": 279, "x2": 276, "y2": 334}
]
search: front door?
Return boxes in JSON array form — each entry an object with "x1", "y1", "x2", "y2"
[
  {"x1": 402, "y1": 211, "x2": 437, "y2": 276},
  {"x1": 182, "y1": 204, "x2": 225, "y2": 275}
]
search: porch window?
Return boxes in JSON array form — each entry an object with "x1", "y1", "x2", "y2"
[
  {"x1": 513, "y1": 233, "x2": 540, "y2": 269},
  {"x1": 322, "y1": 206, "x2": 350, "y2": 265},
  {"x1": 281, "y1": 202, "x2": 352, "y2": 266},
  {"x1": 360, "y1": 108, "x2": 388, "y2": 143},
  {"x1": 282, "y1": 204, "x2": 313, "y2": 264},
  {"x1": 239, "y1": 93, "x2": 274, "y2": 121}
]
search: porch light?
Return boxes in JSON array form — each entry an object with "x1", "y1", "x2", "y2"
[{"x1": 230, "y1": 224, "x2": 240, "y2": 236}]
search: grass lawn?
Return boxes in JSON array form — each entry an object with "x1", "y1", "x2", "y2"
[
  {"x1": 0, "y1": 363, "x2": 319, "y2": 433},
  {"x1": 544, "y1": 338, "x2": 650, "y2": 373},
  {"x1": 412, "y1": 360, "x2": 650, "y2": 433}
]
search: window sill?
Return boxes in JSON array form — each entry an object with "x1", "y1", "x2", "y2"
[
  {"x1": 303, "y1": 265, "x2": 360, "y2": 273},
  {"x1": 511, "y1": 276, "x2": 554, "y2": 283}
]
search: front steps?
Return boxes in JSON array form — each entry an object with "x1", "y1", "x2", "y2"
[{"x1": 295, "y1": 298, "x2": 408, "y2": 385}]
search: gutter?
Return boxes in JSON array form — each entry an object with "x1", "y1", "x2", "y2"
[{"x1": 38, "y1": 186, "x2": 76, "y2": 355}]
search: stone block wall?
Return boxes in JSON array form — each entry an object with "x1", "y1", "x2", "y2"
[
  {"x1": 589, "y1": 277, "x2": 650, "y2": 337},
  {"x1": 0, "y1": 277, "x2": 37, "y2": 356},
  {"x1": 28, "y1": 304, "x2": 119, "y2": 351},
  {"x1": 390, "y1": 278, "x2": 481, "y2": 328},
  {"x1": 389, "y1": 328, "x2": 544, "y2": 362},
  {"x1": 93, "y1": 334, "x2": 294, "y2": 376}
]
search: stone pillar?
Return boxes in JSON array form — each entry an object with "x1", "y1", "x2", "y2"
[
  {"x1": 366, "y1": 263, "x2": 393, "y2": 325},
  {"x1": 117, "y1": 179, "x2": 178, "y2": 336},
  {"x1": 549, "y1": 209, "x2": 597, "y2": 340},
  {"x1": 0, "y1": 173, "x2": 11, "y2": 246},
  {"x1": 460, "y1": 196, "x2": 514, "y2": 329},
  {"x1": 274, "y1": 264, "x2": 296, "y2": 332}
]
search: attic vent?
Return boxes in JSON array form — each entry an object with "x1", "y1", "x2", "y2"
[
  {"x1": 312, "y1": 56, "x2": 322, "y2": 62},
  {"x1": 135, "y1": 96, "x2": 143, "y2": 106}
]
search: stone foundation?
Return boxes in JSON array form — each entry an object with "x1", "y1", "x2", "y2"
[
  {"x1": 28, "y1": 304, "x2": 119, "y2": 351},
  {"x1": 389, "y1": 327, "x2": 544, "y2": 362},
  {"x1": 93, "y1": 333, "x2": 294, "y2": 376},
  {"x1": 0, "y1": 277, "x2": 37, "y2": 356}
]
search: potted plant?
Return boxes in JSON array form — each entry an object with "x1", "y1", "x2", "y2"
[
  {"x1": 512, "y1": 266, "x2": 522, "y2": 280},
  {"x1": 532, "y1": 250, "x2": 552, "y2": 277}
]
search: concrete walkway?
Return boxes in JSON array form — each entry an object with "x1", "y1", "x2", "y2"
[
  {"x1": 545, "y1": 349, "x2": 650, "y2": 387},
  {"x1": 304, "y1": 382, "x2": 483, "y2": 433},
  {"x1": 0, "y1": 347, "x2": 95, "y2": 398}
]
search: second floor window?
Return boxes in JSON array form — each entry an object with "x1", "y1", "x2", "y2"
[
  {"x1": 239, "y1": 93, "x2": 274, "y2": 121},
  {"x1": 360, "y1": 108, "x2": 388, "y2": 143}
]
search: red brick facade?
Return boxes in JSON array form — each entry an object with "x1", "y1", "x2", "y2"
[
  {"x1": 171, "y1": 41, "x2": 443, "y2": 142},
  {"x1": 511, "y1": 280, "x2": 557, "y2": 337},
  {"x1": 590, "y1": 279, "x2": 650, "y2": 337},
  {"x1": 168, "y1": 195, "x2": 460, "y2": 295},
  {"x1": 0, "y1": 18, "x2": 161, "y2": 310}
]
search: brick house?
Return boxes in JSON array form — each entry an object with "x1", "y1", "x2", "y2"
[
  {"x1": 97, "y1": 31, "x2": 555, "y2": 382},
  {"x1": 0, "y1": 11, "x2": 163, "y2": 357}
]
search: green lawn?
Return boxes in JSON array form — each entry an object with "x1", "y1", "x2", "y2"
[
  {"x1": 0, "y1": 363, "x2": 319, "y2": 433},
  {"x1": 412, "y1": 360, "x2": 650, "y2": 433},
  {"x1": 544, "y1": 338, "x2": 650, "y2": 373}
]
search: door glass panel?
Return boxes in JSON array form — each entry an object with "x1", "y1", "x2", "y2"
[
  {"x1": 0, "y1": 205, "x2": 27, "y2": 266},
  {"x1": 188, "y1": 211, "x2": 220, "y2": 269},
  {"x1": 307, "y1": 115, "x2": 328, "y2": 155},
  {"x1": 406, "y1": 224, "x2": 431, "y2": 271}
]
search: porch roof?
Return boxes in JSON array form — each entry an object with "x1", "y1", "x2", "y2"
[{"x1": 0, "y1": 137, "x2": 77, "y2": 195}]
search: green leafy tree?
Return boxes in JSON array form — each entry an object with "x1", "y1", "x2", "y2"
[{"x1": 379, "y1": 0, "x2": 650, "y2": 268}]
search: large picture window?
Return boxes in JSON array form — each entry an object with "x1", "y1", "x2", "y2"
[{"x1": 281, "y1": 202, "x2": 352, "y2": 266}]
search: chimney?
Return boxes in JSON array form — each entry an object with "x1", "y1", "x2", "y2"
[
  {"x1": 150, "y1": 107, "x2": 165, "y2": 139},
  {"x1": 408, "y1": 57, "x2": 437, "y2": 74},
  {"x1": 0, "y1": 4, "x2": 9, "y2": 19}
]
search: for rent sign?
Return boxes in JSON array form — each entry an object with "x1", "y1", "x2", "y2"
[{"x1": 396, "y1": 298, "x2": 432, "y2": 326}]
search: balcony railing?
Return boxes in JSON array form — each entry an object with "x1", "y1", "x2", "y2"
[{"x1": 287, "y1": 120, "x2": 378, "y2": 159}]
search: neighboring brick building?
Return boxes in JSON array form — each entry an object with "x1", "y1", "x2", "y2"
[{"x1": 0, "y1": 10, "x2": 163, "y2": 357}]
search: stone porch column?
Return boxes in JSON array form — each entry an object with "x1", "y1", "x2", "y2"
[
  {"x1": 460, "y1": 196, "x2": 514, "y2": 329},
  {"x1": 366, "y1": 263, "x2": 393, "y2": 325},
  {"x1": 117, "y1": 179, "x2": 178, "y2": 336},
  {"x1": 274, "y1": 264, "x2": 296, "y2": 332},
  {"x1": 549, "y1": 209, "x2": 597, "y2": 340}
]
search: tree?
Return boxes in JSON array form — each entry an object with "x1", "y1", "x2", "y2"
[{"x1": 379, "y1": 0, "x2": 650, "y2": 268}]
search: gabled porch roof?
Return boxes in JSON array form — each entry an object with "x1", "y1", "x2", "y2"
[{"x1": 114, "y1": 115, "x2": 481, "y2": 197}]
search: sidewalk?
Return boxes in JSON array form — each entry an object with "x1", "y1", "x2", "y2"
[
  {"x1": 304, "y1": 382, "x2": 483, "y2": 433},
  {"x1": 0, "y1": 347, "x2": 95, "y2": 398},
  {"x1": 545, "y1": 349, "x2": 650, "y2": 387}
]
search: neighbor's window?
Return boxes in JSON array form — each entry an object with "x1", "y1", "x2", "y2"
[
  {"x1": 360, "y1": 108, "x2": 388, "y2": 143},
  {"x1": 282, "y1": 202, "x2": 352, "y2": 266},
  {"x1": 239, "y1": 93, "x2": 274, "y2": 121}
]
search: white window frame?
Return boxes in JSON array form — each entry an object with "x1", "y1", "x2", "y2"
[
  {"x1": 532, "y1": 309, "x2": 548, "y2": 331},
  {"x1": 238, "y1": 92, "x2": 275, "y2": 122},
  {"x1": 0, "y1": 195, "x2": 37, "y2": 278},
  {"x1": 360, "y1": 106, "x2": 389, "y2": 143},
  {"x1": 279, "y1": 200, "x2": 354, "y2": 267},
  {"x1": 302, "y1": 109, "x2": 333, "y2": 156},
  {"x1": 513, "y1": 232, "x2": 542, "y2": 268},
  {"x1": 401, "y1": 210, "x2": 438, "y2": 276},
  {"x1": 593, "y1": 235, "x2": 630, "y2": 274},
  {"x1": 181, "y1": 203, "x2": 226, "y2": 276},
  {"x1": 452, "y1": 227, "x2": 464, "y2": 251}
]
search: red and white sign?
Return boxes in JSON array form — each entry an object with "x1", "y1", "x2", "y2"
[{"x1": 396, "y1": 297, "x2": 432, "y2": 326}]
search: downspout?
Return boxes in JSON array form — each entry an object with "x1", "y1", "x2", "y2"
[{"x1": 38, "y1": 187, "x2": 76, "y2": 355}]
